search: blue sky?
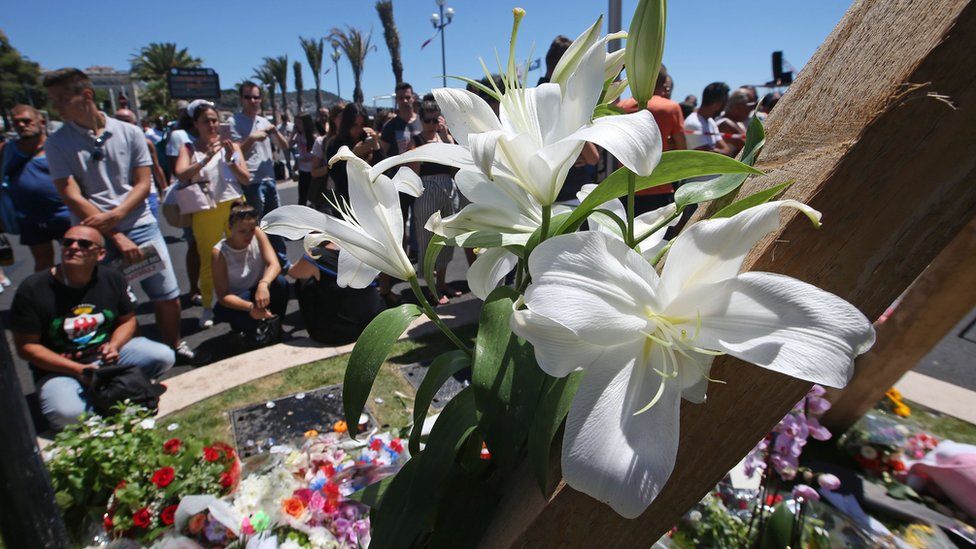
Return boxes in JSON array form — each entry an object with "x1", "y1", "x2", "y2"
[{"x1": 6, "y1": 0, "x2": 852, "y2": 108}]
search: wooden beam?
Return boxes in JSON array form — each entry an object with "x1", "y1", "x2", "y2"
[
  {"x1": 485, "y1": 0, "x2": 976, "y2": 546},
  {"x1": 822, "y1": 216, "x2": 976, "y2": 432}
]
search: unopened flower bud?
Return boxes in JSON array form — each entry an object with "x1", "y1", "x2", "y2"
[{"x1": 625, "y1": 0, "x2": 667, "y2": 107}]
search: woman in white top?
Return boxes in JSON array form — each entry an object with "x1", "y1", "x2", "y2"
[
  {"x1": 211, "y1": 201, "x2": 287, "y2": 342},
  {"x1": 174, "y1": 100, "x2": 251, "y2": 327}
]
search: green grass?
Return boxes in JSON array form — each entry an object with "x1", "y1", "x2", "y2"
[
  {"x1": 165, "y1": 325, "x2": 477, "y2": 445},
  {"x1": 899, "y1": 398, "x2": 976, "y2": 445}
]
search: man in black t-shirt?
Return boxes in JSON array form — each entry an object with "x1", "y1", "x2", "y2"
[
  {"x1": 379, "y1": 82, "x2": 422, "y2": 158},
  {"x1": 11, "y1": 225, "x2": 175, "y2": 429}
]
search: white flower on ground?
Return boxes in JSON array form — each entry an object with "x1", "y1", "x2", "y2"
[
  {"x1": 369, "y1": 14, "x2": 662, "y2": 208},
  {"x1": 510, "y1": 201, "x2": 876, "y2": 518},
  {"x1": 261, "y1": 146, "x2": 422, "y2": 288}
]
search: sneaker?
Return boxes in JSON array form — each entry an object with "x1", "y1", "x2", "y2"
[
  {"x1": 199, "y1": 308, "x2": 215, "y2": 329},
  {"x1": 174, "y1": 340, "x2": 211, "y2": 366},
  {"x1": 189, "y1": 293, "x2": 203, "y2": 307}
]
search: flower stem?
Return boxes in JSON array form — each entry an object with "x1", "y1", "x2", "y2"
[
  {"x1": 538, "y1": 204, "x2": 553, "y2": 247},
  {"x1": 407, "y1": 277, "x2": 472, "y2": 356},
  {"x1": 632, "y1": 210, "x2": 681, "y2": 247},
  {"x1": 626, "y1": 170, "x2": 636, "y2": 247}
]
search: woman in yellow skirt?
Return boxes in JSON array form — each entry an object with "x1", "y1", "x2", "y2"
[{"x1": 174, "y1": 100, "x2": 251, "y2": 328}]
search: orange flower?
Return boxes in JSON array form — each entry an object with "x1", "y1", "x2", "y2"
[
  {"x1": 895, "y1": 404, "x2": 911, "y2": 417},
  {"x1": 333, "y1": 420, "x2": 348, "y2": 434},
  {"x1": 282, "y1": 497, "x2": 306, "y2": 518},
  {"x1": 304, "y1": 429, "x2": 319, "y2": 439}
]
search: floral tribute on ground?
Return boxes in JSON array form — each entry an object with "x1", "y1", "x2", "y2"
[{"x1": 261, "y1": 0, "x2": 876, "y2": 544}]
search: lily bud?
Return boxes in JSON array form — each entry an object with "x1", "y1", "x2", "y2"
[{"x1": 626, "y1": 0, "x2": 667, "y2": 107}]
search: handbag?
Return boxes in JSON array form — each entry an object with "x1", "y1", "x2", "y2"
[
  {"x1": 90, "y1": 363, "x2": 167, "y2": 416},
  {"x1": 162, "y1": 184, "x2": 193, "y2": 228},
  {"x1": 173, "y1": 179, "x2": 216, "y2": 215}
]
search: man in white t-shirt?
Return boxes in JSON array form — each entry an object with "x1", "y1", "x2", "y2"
[{"x1": 684, "y1": 82, "x2": 734, "y2": 156}]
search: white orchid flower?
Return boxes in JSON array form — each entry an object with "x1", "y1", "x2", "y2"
[
  {"x1": 576, "y1": 183, "x2": 678, "y2": 261},
  {"x1": 261, "y1": 146, "x2": 422, "y2": 288},
  {"x1": 510, "y1": 201, "x2": 875, "y2": 518},
  {"x1": 369, "y1": 12, "x2": 661, "y2": 207}
]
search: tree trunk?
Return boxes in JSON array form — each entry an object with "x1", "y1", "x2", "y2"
[{"x1": 484, "y1": 0, "x2": 976, "y2": 546}]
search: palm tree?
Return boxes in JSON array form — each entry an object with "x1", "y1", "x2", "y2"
[
  {"x1": 263, "y1": 55, "x2": 288, "y2": 116},
  {"x1": 299, "y1": 36, "x2": 324, "y2": 111},
  {"x1": 252, "y1": 65, "x2": 277, "y2": 120},
  {"x1": 130, "y1": 42, "x2": 201, "y2": 81},
  {"x1": 375, "y1": 1, "x2": 403, "y2": 85},
  {"x1": 329, "y1": 27, "x2": 376, "y2": 104},
  {"x1": 293, "y1": 60, "x2": 304, "y2": 113}
]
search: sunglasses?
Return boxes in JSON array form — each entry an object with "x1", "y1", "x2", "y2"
[
  {"x1": 91, "y1": 131, "x2": 113, "y2": 162},
  {"x1": 243, "y1": 95, "x2": 262, "y2": 101},
  {"x1": 62, "y1": 237, "x2": 101, "y2": 250},
  {"x1": 230, "y1": 209, "x2": 259, "y2": 220},
  {"x1": 422, "y1": 117, "x2": 439, "y2": 124}
]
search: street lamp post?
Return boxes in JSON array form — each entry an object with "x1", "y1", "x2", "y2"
[
  {"x1": 430, "y1": 0, "x2": 455, "y2": 88},
  {"x1": 331, "y1": 42, "x2": 342, "y2": 100}
]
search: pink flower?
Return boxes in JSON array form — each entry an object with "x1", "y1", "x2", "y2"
[
  {"x1": 818, "y1": 473, "x2": 841, "y2": 491},
  {"x1": 806, "y1": 417, "x2": 832, "y2": 441},
  {"x1": 792, "y1": 483, "x2": 820, "y2": 502},
  {"x1": 807, "y1": 395, "x2": 831, "y2": 416},
  {"x1": 309, "y1": 490, "x2": 326, "y2": 513},
  {"x1": 241, "y1": 517, "x2": 255, "y2": 536}
]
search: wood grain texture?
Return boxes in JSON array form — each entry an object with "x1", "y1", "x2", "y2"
[
  {"x1": 483, "y1": 0, "x2": 976, "y2": 546},
  {"x1": 822, "y1": 216, "x2": 976, "y2": 432}
]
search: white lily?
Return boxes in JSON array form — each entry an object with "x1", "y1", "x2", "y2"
[
  {"x1": 369, "y1": 12, "x2": 662, "y2": 208},
  {"x1": 510, "y1": 201, "x2": 875, "y2": 518},
  {"x1": 576, "y1": 183, "x2": 678, "y2": 261},
  {"x1": 261, "y1": 146, "x2": 422, "y2": 288}
]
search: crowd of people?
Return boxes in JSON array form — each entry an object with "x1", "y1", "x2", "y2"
[{"x1": 0, "y1": 34, "x2": 781, "y2": 431}]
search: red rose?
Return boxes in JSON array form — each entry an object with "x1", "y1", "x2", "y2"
[
  {"x1": 203, "y1": 447, "x2": 221, "y2": 462},
  {"x1": 220, "y1": 472, "x2": 233, "y2": 488},
  {"x1": 369, "y1": 439, "x2": 383, "y2": 451},
  {"x1": 163, "y1": 438, "x2": 182, "y2": 454},
  {"x1": 114, "y1": 480, "x2": 127, "y2": 493},
  {"x1": 212, "y1": 442, "x2": 236, "y2": 460},
  {"x1": 151, "y1": 466, "x2": 175, "y2": 488},
  {"x1": 103, "y1": 514, "x2": 114, "y2": 532},
  {"x1": 133, "y1": 508, "x2": 152, "y2": 529},
  {"x1": 160, "y1": 505, "x2": 177, "y2": 526}
]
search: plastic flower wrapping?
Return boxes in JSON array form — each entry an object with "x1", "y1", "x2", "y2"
[
  {"x1": 260, "y1": 0, "x2": 876, "y2": 543},
  {"x1": 160, "y1": 430, "x2": 408, "y2": 548}
]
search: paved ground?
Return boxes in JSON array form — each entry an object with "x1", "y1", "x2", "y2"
[{"x1": 1, "y1": 178, "x2": 473, "y2": 399}]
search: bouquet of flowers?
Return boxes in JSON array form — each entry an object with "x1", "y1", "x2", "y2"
[
  {"x1": 261, "y1": 0, "x2": 875, "y2": 544},
  {"x1": 839, "y1": 412, "x2": 913, "y2": 481},
  {"x1": 44, "y1": 403, "x2": 238, "y2": 545}
]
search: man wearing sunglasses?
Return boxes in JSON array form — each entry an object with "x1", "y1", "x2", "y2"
[
  {"x1": 42, "y1": 68, "x2": 201, "y2": 366},
  {"x1": 10, "y1": 225, "x2": 175, "y2": 429},
  {"x1": 230, "y1": 81, "x2": 289, "y2": 218}
]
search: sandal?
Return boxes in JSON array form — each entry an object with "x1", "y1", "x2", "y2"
[{"x1": 436, "y1": 284, "x2": 463, "y2": 298}]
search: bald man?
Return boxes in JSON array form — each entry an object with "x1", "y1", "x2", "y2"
[{"x1": 10, "y1": 224, "x2": 175, "y2": 429}]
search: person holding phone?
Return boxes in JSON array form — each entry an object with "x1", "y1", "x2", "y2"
[
  {"x1": 174, "y1": 100, "x2": 251, "y2": 328},
  {"x1": 324, "y1": 103, "x2": 381, "y2": 205},
  {"x1": 230, "y1": 81, "x2": 289, "y2": 218}
]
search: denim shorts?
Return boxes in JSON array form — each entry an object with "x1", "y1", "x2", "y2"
[{"x1": 103, "y1": 222, "x2": 181, "y2": 301}]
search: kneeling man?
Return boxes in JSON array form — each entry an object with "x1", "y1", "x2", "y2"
[{"x1": 11, "y1": 225, "x2": 175, "y2": 429}]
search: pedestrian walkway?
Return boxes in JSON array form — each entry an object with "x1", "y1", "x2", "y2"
[{"x1": 895, "y1": 371, "x2": 976, "y2": 424}]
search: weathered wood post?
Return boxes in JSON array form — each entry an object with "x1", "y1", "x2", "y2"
[
  {"x1": 0, "y1": 318, "x2": 69, "y2": 548},
  {"x1": 483, "y1": 0, "x2": 976, "y2": 546}
]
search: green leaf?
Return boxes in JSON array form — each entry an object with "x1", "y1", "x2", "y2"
[
  {"x1": 527, "y1": 372, "x2": 583, "y2": 493},
  {"x1": 449, "y1": 231, "x2": 530, "y2": 249},
  {"x1": 760, "y1": 502, "x2": 795, "y2": 549},
  {"x1": 343, "y1": 303, "x2": 423, "y2": 437},
  {"x1": 711, "y1": 181, "x2": 794, "y2": 219},
  {"x1": 409, "y1": 350, "x2": 471, "y2": 455},
  {"x1": 369, "y1": 388, "x2": 480, "y2": 548},
  {"x1": 673, "y1": 117, "x2": 767, "y2": 211},
  {"x1": 348, "y1": 475, "x2": 395, "y2": 510},
  {"x1": 524, "y1": 211, "x2": 573, "y2": 259},
  {"x1": 559, "y1": 151, "x2": 762, "y2": 234},
  {"x1": 592, "y1": 102, "x2": 625, "y2": 119},
  {"x1": 423, "y1": 234, "x2": 446, "y2": 293},
  {"x1": 428, "y1": 469, "x2": 498, "y2": 549}
]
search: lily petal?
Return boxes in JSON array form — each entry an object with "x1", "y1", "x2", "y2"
[
  {"x1": 323, "y1": 216, "x2": 409, "y2": 283},
  {"x1": 562, "y1": 110, "x2": 662, "y2": 177},
  {"x1": 659, "y1": 200, "x2": 821, "y2": 302},
  {"x1": 337, "y1": 248, "x2": 380, "y2": 289},
  {"x1": 550, "y1": 16, "x2": 603, "y2": 88},
  {"x1": 261, "y1": 205, "x2": 331, "y2": 240},
  {"x1": 667, "y1": 272, "x2": 875, "y2": 388},
  {"x1": 431, "y1": 87, "x2": 501, "y2": 148},
  {"x1": 391, "y1": 166, "x2": 423, "y2": 198},
  {"x1": 468, "y1": 247, "x2": 519, "y2": 300},
  {"x1": 510, "y1": 307, "x2": 606, "y2": 377},
  {"x1": 368, "y1": 142, "x2": 476, "y2": 179},
  {"x1": 524, "y1": 232, "x2": 659, "y2": 346},
  {"x1": 469, "y1": 130, "x2": 504, "y2": 180},
  {"x1": 562, "y1": 344, "x2": 681, "y2": 519}
]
